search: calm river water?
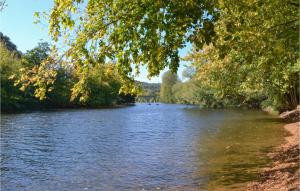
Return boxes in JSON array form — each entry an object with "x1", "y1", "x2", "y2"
[{"x1": 1, "y1": 104, "x2": 287, "y2": 190}]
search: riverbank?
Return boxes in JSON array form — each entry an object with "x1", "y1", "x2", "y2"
[
  {"x1": 1, "y1": 103, "x2": 135, "y2": 114},
  {"x1": 248, "y1": 121, "x2": 299, "y2": 191}
]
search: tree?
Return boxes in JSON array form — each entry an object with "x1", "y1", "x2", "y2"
[
  {"x1": 47, "y1": 0, "x2": 216, "y2": 75},
  {"x1": 29, "y1": 0, "x2": 217, "y2": 98},
  {"x1": 26, "y1": 0, "x2": 298, "y2": 110},
  {"x1": 12, "y1": 43, "x2": 57, "y2": 100},
  {"x1": 1, "y1": 42, "x2": 22, "y2": 111},
  {"x1": 14, "y1": 46, "x2": 134, "y2": 107},
  {"x1": 160, "y1": 71, "x2": 178, "y2": 103},
  {"x1": 1, "y1": 32, "x2": 136, "y2": 112},
  {"x1": 0, "y1": 38, "x2": 39, "y2": 111},
  {"x1": 23, "y1": 42, "x2": 51, "y2": 66},
  {"x1": 186, "y1": 0, "x2": 299, "y2": 110}
]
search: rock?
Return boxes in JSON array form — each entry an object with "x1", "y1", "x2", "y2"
[{"x1": 279, "y1": 105, "x2": 300, "y2": 123}]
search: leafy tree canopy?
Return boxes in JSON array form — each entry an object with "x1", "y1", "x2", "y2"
[
  {"x1": 1, "y1": 33, "x2": 135, "y2": 111},
  {"x1": 27, "y1": 0, "x2": 299, "y2": 110},
  {"x1": 23, "y1": 42, "x2": 51, "y2": 66},
  {"x1": 185, "y1": 0, "x2": 299, "y2": 110},
  {"x1": 32, "y1": 0, "x2": 217, "y2": 94}
]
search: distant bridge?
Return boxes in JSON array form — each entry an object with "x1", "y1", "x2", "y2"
[{"x1": 136, "y1": 95, "x2": 159, "y2": 103}]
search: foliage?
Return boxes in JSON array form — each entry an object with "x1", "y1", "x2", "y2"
[
  {"x1": 5, "y1": 0, "x2": 299, "y2": 110},
  {"x1": 160, "y1": 71, "x2": 179, "y2": 103},
  {"x1": 72, "y1": 63, "x2": 126, "y2": 106},
  {"x1": 1, "y1": 34, "x2": 135, "y2": 112},
  {"x1": 172, "y1": 81, "x2": 195, "y2": 104},
  {"x1": 31, "y1": 0, "x2": 218, "y2": 98},
  {"x1": 0, "y1": 41, "x2": 38, "y2": 111},
  {"x1": 22, "y1": 42, "x2": 51, "y2": 66},
  {"x1": 12, "y1": 46, "x2": 58, "y2": 101},
  {"x1": 184, "y1": 0, "x2": 299, "y2": 110}
]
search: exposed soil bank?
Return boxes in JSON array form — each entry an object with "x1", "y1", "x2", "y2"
[{"x1": 248, "y1": 121, "x2": 299, "y2": 191}]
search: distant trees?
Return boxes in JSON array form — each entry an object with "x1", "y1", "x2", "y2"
[{"x1": 160, "y1": 71, "x2": 178, "y2": 103}]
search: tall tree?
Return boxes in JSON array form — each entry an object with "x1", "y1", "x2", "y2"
[{"x1": 160, "y1": 71, "x2": 178, "y2": 103}]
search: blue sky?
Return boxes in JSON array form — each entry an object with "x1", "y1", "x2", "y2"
[{"x1": 0, "y1": 0, "x2": 190, "y2": 83}]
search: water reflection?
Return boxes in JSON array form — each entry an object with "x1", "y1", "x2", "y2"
[{"x1": 1, "y1": 104, "x2": 286, "y2": 190}]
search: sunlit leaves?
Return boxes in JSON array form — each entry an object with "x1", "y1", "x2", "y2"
[
  {"x1": 47, "y1": 0, "x2": 216, "y2": 83},
  {"x1": 31, "y1": 0, "x2": 299, "y2": 109},
  {"x1": 13, "y1": 58, "x2": 57, "y2": 100},
  {"x1": 186, "y1": 0, "x2": 299, "y2": 110}
]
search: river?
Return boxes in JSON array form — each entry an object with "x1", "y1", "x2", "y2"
[{"x1": 1, "y1": 103, "x2": 287, "y2": 190}]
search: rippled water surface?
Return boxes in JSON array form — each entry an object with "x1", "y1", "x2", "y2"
[{"x1": 1, "y1": 104, "x2": 287, "y2": 190}]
